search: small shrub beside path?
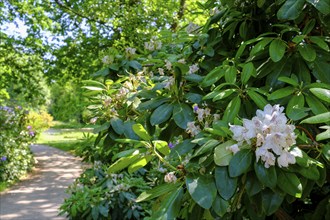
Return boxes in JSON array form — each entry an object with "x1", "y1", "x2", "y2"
[{"x1": 0, "y1": 144, "x2": 83, "y2": 219}]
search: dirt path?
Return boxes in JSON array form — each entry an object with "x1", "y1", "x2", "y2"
[{"x1": 0, "y1": 144, "x2": 83, "y2": 220}]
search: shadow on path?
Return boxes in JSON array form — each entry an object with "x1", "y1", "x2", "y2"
[{"x1": 0, "y1": 144, "x2": 83, "y2": 220}]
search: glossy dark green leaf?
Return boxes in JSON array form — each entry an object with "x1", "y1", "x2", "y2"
[
  {"x1": 296, "y1": 165, "x2": 320, "y2": 180},
  {"x1": 136, "y1": 182, "x2": 181, "y2": 202},
  {"x1": 261, "y1": 189, "x2": 284, "y2": 216},
  {"x1": 286, "y1": 95, "x2": 308, "y2": 121},
  {"x1": 194, "y1": 139, "x2": 220, "y2": 157},
  {"x1": 269, "y1": 39, "x2": 287, "y2": 62},
  {"x1": 173, "y1": 103, "x2": 194, "y2": 129},
  {"x1": 277, "y1": 0, "x2": 305, "y2": 20},
  {"x1": 306, "y1": 0, "x2": 330, "y2": 15},
  {"x1": 110, "y1": 117, "x2": 124, "y2": 135},
  {"x1": 277, "y1": 170, "x2": 302, "y2": 198},
  {"x1": 313, "y1": 60, "x2": 330, "y2": 83},
  {"x1": 212, "y1": 195, "x2": 229, "y2": 217},
  {"x1": 247, "y1": 90, "x2": 268, "y2": 109},
  {"x1": 268, "y1": 86, "x2": 295, "y2": 100},
  {"x1": 215, "y1": 166, "x2": 237, "y2": 200},
  {"x1": 224, "y1": 66, "x2": 237, "y2": 83},
  {"x1": 250, "y1": 38, "x2": 273, "y2": 56},
  {"x1": 254, "y1": 161, "x2": 277, "y2": 188},
  {"x1": 186, "y1": 174, "x2": 217, "y2": 209},
  {"x1": 303, "y1": 19, "x2": 316, "y2": 35},
  {"x1": 212, "y1": 89, "x2": 236, "y2": 101},
  {"x1": 138, "y1": 97, "x2": 170, "y2": 110},
  {"x1": 150, "y1": 103, "x2": 174, "y2": 126},
  {"x1": 245, "y1": 173, "x2": 263, "y2": 196},
  {"x1": 298, "y1": 44, "x2": 316, "y2": 62},
  {"x1": 309, "y1": 88, "x2": 330, "y2": 103},
  {"x1": 309, "y1": 36, "x2": 330, "y2": 51},
  {"x1": 229, "y1": 149, "x2": 253, "y2": 177},
  {"x1": 201, "y1": 66, "x2": 225, "y2": 87},
  {"x1": 322, "y1": 144, "x2": 330, "y2": 162},
  {"x1": 241, "y1": 62, "x2": 256, "y2": 84},
  {"x1": 300, "y1": 112, "x2": 330, "y2": 124},
  {"x1": 278, "y1": 76, "x2": 299, "y2": 87},
  {"x1": 316, "y1": 128, "x2": 330, "y2": 141},
  {"x1": 151, "y1": 187, "x2": 184, "y2": 220},
  {"x1": 306, "y1": 95, "x2": 328, "y2": 115},
  {"x1": 128, "y1": 60, "x2": 142, "y2": 70},
  {"x1": 222, "y1": 96, "x2": 241, "y2": 123},
  {"x1": 93, "y1": 122, "x2": 111, "y2": 133}
]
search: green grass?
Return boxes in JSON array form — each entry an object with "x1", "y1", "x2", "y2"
[
  {"x1": 37, "y1": 129, "x2": 95, "y2": 154},
  {"x1": 50, "y1": 120, "x2": 98, "y2": 129},
  {"x1": 0, "y1": 181, "x2": 9, "y2": 192}
]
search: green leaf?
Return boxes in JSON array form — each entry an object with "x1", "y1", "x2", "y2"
[
  {"x1": 269, "y1": 39, "x2": 287, "y2": 62},
  {"x1": 136, "y1": 182, "x2": 181, "y2": 202},
  {"x1": 277, "y1": 0, "x2": 305, "y2": 20},
  {"x1": 303, "y1": 19, "x2": 316, "y2": 35},
  {"x1": 322, "y1": 144, "x2": 330, "y2": 162},
  {"x1": 295, "y1": 165, "x2": 320, "y2": 180},
  {"x1": 287, "y1": 107, "x2": 309, "y2": 121},
  {"x1": 138, "y1": 97, "x2": 170, "y2": 110},
  {"x1": 110, "y1": 117, "x2": 124, "y2": 135},
  {"x1": 173, "y1": 103, "x2": 194, "y2": 129},
  {"x1": 212, "y1": 89, "x2": 237, "y2": 101},
  {"x1": 222, "y1": 96, "x2": 241, "y2": 123},
  {"x1": 212, "y1": 195, "x2": 229, "y2": 217},
  {"x1": 241, "y1": 62, "x2": 256, "y2": 84},
  {"x1": 247, "y1": 90, "x2": 268, "y2": 109},
  {"x1": 245, "y1": 173, "x2": 263, "y2": 196},
  {"x1": 215, "y1": 166, "x2": 237, "y2": 200},
  {"x1": 201, "y1": 66, "x2": 225, "y2": 87},
  {"x1": 277, "y1": 170, "x2": 302, "y2": 198},
  {"x1": 93, "y1": 122, "x2": 110, "y2": 133},
  {"x1": 300, "y1": 112, "x2": 330, "y2": 124},
  {"x1": 306, "y1": 0, "x2": 330, "y2": 15},
  {"x1": 254, "y1": 161, "x2": 277, "y2": 188},
  {"x1": 313, "y1": 60, "x2": 330, "y2": 83},
  {"x1": 309, "y1": 36, "x2": 330, "y2": 52},
  {"x1": 108, "y1": 152, "x2": 140, "y2": 173},
  {"x1": 128, "y1": 155, "x2": 152, "y2": 174},
  {"x1": 298, "y1": 44, "x2": 316, "y2": 62},
  {"x1": 152, "y1": 187, "x2": 183, "y2": 220},
  {"x1": 229, "y1": 149, "x2": 253, "y2": 177},
  {"x1": 132, "y1": 124, "x2": 151, "y2": 141},
  {"x1": 186, "y1": 174, "x2": 217, "y2": 209},
  {"x1": 128, "y1": 60, "x2": 142, "y2": 70},
  {"x1": 150, "y1": 103, "x2": 174, "y2": 126},
  {"x1": 268, "y1": 86, "x2": 295, "y2": 100},
  {"x1": 316, "y1": 128, "x2": 330, "y2": 141},
  {"x1": 250, "y1": 38, "x2": 273, "y2": 56},
  {"x1": 309, "y1": 88, "x2": 330, "y2": 103},
  {"x1": 214, "y1": 140, "x2": 235, "y2": 166},
  {"x1": 92, "y1": 68, "x2": 110, "y2": 77},
  {"x1": 225, "y1": 66, "x2": 237, "y2": 83},
  {"x1": 286, "y1": 94, "x2": 308, "y2": 121},
  {"x1": 153, "y1": 140, "x2": 170, "y2": 156},
  {"x1": 261, "y1": 189, "x2": 284, "y2": 216},
  {"x1": 194, "y1": 139, "x2": 220, "y2": 157},
  {"x1": 278, "y1": 76, "x2": 299, "y2": 87},
  {"x1": 306, "y1": 95, "x2": 328, "y2": 115}
]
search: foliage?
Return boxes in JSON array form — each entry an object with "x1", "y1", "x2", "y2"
[
  {"x1": 0, "y1": 105, "x2": 36, "y2": 183},
  {"x1": 60, "y1": 164, "x2": 151, "y2": 220},
  {"x1": 49, "y1": 81, "x2": 87, "y2": 122},
  {"x1": 60, "y1": 0, "x2": 330, "y2": 219},
  {"x1": 27, "y1": 110, "x2": 54, "y2": 135}
]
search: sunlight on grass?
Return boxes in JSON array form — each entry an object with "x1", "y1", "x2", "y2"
[{"x1": 36, "y1": 128, "x2": 95, "y2": 154}]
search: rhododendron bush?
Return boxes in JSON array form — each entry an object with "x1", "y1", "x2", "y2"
[{"x1": 62, "y1": 0, "x2": 330, "y2": 219}]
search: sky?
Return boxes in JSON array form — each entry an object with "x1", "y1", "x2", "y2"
[{"x1": 2, "y1": 18, "x2": 28, "y2": 38}]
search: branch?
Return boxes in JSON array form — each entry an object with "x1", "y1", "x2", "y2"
[{"x1": 54, "y1": 0, "x2": 113, "y2": 30}]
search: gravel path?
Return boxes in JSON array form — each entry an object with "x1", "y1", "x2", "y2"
[{"x1": 0, "y1": 144, "x2": 83, "y2": 220}]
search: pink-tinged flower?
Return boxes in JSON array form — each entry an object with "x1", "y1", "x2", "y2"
[
  {"x1": 27, "y1": 125, "x2": 32, "y2": 130},
  {"x1": 164, "y1": 76, "x2": 175, "y2": 89},
  {"x1": 256, "y1": 147, "x2": 276, "y2": 168},
  {"x1": 186, "y1": 121, "x2": 201, "y2": 137},
  {"x1": 29, "y1": 131, "x2": 35, "y2": 136},
  {"x1": 168, "y1": 142, "x2": 175, "y2": 149},
  {"x1": 164, "y1": 172, "x2": 177, "y2": 183}
]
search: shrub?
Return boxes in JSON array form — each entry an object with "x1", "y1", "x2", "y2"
[
  {"x1": 0, "y1": 105, "x2": 36, "y2": 183},
  {"x1": 27, "y1": 110, "x2": 54, "y2": 136},
  {"x1": 63, "y1": 0, "x2": 330, "y2": 219}
]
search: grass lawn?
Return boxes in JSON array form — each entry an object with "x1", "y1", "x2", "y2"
[{"x1": 36, "y1": 121, "x2": 96, "y2": 154}]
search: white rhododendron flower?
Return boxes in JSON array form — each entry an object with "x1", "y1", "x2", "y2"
[
  {"x1": 229, "y1": 104, "x2": 297, "y2": 168},
  {"x1": 186, "y1": 121, "x2": 201, "y2": 137},
  {"x1": 164, "y1": 172, "x2": 177, "y2": 183}
]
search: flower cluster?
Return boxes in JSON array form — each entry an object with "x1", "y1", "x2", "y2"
[
  {"x1": 102, "y1": 55, "x2": 112, "y2": 65},
  {"x1": 125, "y1": 47, "x2": 136, "y2": 57},
  {"x1": 164, "y1": 172, "x2": 177, "y2": 183},
  {"x1": 188, "y1": 64, "x2": 199, "y2": 74},
  {"x1": 229, "y1": 104, "x2": 297, "y2": 168},
  {"x1": 144, "y1": 36, "x2": 162, "y2": 51}
]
